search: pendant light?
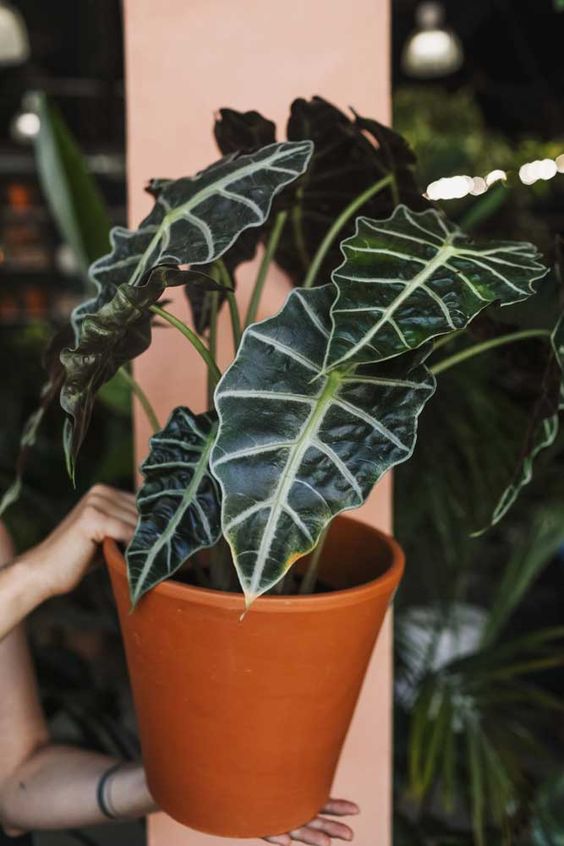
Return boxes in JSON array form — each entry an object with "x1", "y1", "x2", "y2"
[
  {"x1": 402, "y1": 2, "x2": 463, "y2": 79},
  {"x1": 0, "y1": 1, "x2": 30, "y2": 67}
]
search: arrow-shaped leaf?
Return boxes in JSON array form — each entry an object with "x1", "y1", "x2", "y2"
[
  {"x1": 325, "y1": 205, "x2": 548, "y2": 371},
  {"x1": 210, "y1": 285, "x2": 435, "y2": 603},
  {"x1": 62, "y1": 141, "x2": 313, "y2": 474},
  {"x1": 127, "y1": 407, "x2": 221, "y2": 603}
]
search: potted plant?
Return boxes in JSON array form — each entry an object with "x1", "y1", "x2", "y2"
[{"x1": 3, "y1": 97, "x2": 563, "y2": 838}]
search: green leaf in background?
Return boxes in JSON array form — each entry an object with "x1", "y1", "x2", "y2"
[
  {"x1": 211, "y1": 285, "x2": 434, "y2": 603},
  {"x1": 62, "y1": 141, "x2": 313, "y2": 475},
  {"x1": 481, "y1": 502, "x2": 564, "y2": 646},
  {"x1": 325, "y1": 206, "x2": 548, "y2": 371},
  {"x1": 487, "y1": 315, "x2": 564, "y2": 528},
  {"x1": 531, "y1": 773, "x2": 564, "y2": 846},
  {"x1": 127, "y1": 408, "x2": 221, "y2": 603},
  {"x1": 0, "y1": 325, "x2": 74, "y2": 516},
  {"x1": 34, "y1": 93, "x2": 111, "y2": 276},
  {"x1": 554, "y1": 0, "x2": 564, "y2": 11}
]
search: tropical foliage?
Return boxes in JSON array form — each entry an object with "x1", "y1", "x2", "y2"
[
  {"x1": 3, "y1": 96, "x2": 563, "y2": 611},
  {"x1": 5, "y1": 93, "x2": 564, "y2": 846}
]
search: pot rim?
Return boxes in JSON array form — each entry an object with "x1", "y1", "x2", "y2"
[{"x1": 104, "y1": 516, "x2": 404, "y2": 614}]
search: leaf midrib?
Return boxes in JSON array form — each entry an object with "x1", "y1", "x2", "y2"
[
  {"x1": 246, "y1": 370, "x2": 343, "y2": 599},
  {"x1": 131, "y1": 422, "x2": 218, "y2": 601},
  {"x1": 327, "y1": 239, "x2": 456, "y2": 370}
]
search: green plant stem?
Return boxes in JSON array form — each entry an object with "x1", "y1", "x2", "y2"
[
  {"x1": 207, "y1": 291, "x2": 219, "y2": 409},
  {"x1": 430, "y1": 329, "x2": 550, "y2": 376},
  {"x1": 300, "y1": 527, "x2": 330, "y2": 595},
  {"x1": 245, "y1": 210, "x2": 288, "y2": 328},
  {"x1": 150, "y1": 304, "x2": 222, "y2": 384},
  {"x1": 302, "y1": 173, "x2": 395, "y2": 290},
  {"x1": 432, "y1": 328, "x2": 465, "y2": 352},
  {"x1": 117, "y1": 367, "x2": 160, "y2": 433},
  {"x1": 217, "y1": 260, "x2": 242, "y2": 350}
]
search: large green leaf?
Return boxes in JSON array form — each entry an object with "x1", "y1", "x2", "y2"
[
  {"x1": 210, "y1": 285, "x2": 435, "y2": 603},
  {"x1": 70, "y1": 140, "x2": 313, "y2": 339},
  {"x1": 62, "y1": 141, "x2": 313, "y2": 474},
  {"x1": 34, "y1": 94, "x2": 111, "y2": 275},
  {"x1": 325, "y1": 205, "x2": 548, "y2": 371},
  {"x1": 127, "y1": 408, "x2": 220, "y2": 603}
]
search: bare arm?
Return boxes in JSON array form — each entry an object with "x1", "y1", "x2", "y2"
[
  {"x1": 0, "y1": 496, "x2": 156, "y2": 834},
  {"x1": 0, "y1": 486, "x2": 138, "y2": 642},
  {"x1": 0, "y1": 626, "x2": 156, "y2": 834}
]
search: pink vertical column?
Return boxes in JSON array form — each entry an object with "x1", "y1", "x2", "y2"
[{"x1": 123, "y1": 2, "x2": 393, "y2": 844}]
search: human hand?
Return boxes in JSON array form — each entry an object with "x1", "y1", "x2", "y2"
[
  {"x1": 21, "y1": 485, "x2": 138, "y2": 599},
  {"x1": 263, "y1": 799, "x2": 359, "y2": 846}
]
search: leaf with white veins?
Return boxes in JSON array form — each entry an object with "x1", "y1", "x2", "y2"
[
  {"x1": 127, "y1": 407, "x2": 220, "y2": 603},
  {"x1": 62, "y1": 141, "x2": 313, "y2": 473},
  {"x1": 211, "y1": 285, "x2": 435, "y2": 604},
  {"x1": 72, "y1": 141, "x2": 313, "y2": 339},
  {"x1": 325, "y1": 205, "x2": 548, "y2": 371}
]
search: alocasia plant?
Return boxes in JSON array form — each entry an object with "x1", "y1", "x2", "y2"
[{"x1": 3, "y1": 96, "x2": 562, "y2": 607}]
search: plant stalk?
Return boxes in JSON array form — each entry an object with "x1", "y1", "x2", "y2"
[
  {"x1": 300, "y1": 527, "x2": 330, "y2": 595},
  {"x1": 117, "y1": 367, "x2": 160, "y2": 434},
  {"x1": 302, "y1": 173, "x2": 395, "y2": 290},
  {"x1": 207, "y1": 290, "x2": 219, "y2": 409},
  {"x1": 430, "y1": 329, "x2": 550, "y2": 376},
  {"x1": 217, "y1": 260, "x2": 242, "y2": 350},
  {"x1": 245, "y1": 210, "x2": 288, "y2": 328},
  {"x1": 150, "y1": 304, "x2": 222, "y2": 384}
]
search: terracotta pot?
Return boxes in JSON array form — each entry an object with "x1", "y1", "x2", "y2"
[{"x1": 105, "y1": 515, "x2": 404, "y2": 838}]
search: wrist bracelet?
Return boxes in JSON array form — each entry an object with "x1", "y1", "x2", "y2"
[{"x1": 97, "y1": 763, "x2": 123, "y2": 820}]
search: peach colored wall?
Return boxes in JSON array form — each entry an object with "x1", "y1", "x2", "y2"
[{"x1": 123, "y1": 2, "x2": 392, "y2": 844}]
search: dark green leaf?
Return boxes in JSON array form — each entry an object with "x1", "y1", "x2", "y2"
[
  {"x1": 63, "y1": 141, "x2": 313, "y2": 473},
  {"x1": 211, "y1": 285, "x2": 435, "y2": 602},
  {"x1": 61, "y1": 280, "x2": 162, "y2": 479},
  {"x1": 212, "y1": 97, "x2": 427, "y2": 291},
  {"x1": 214, "y1": 107, "x2": 276, "y2": 153},
  {"x1": 279, "y1": 97, "x2": 427, "y2": 285},
  {"x1": 325, "y1": 206, "x2": 548, "y2": 371},
  {"x1": 127, "y1": 408, "x2": 220, "y2": 603},
  {"x1": 185, "y1": 109, "x2": 277, "y2": 333}
]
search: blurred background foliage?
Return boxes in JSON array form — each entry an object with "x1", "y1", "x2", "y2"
[
  {"x1": 392, "y1": 3, "x2": 564, "y2": 843},
  {"x1": 2, "y1": 2, "x2": 564, "y2": 845}
]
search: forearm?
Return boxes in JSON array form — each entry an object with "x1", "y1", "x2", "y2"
[
  {"x1": 0, "y1": 746, "x2": 156, "y2": 832},
  {"x1": 0, "y1": 558, "x2": 51, "y2": 642}
]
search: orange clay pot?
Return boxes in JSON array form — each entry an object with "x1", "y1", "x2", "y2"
[{"x1": 105, "y1": 515, "x2": 404, "y2": 838}]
